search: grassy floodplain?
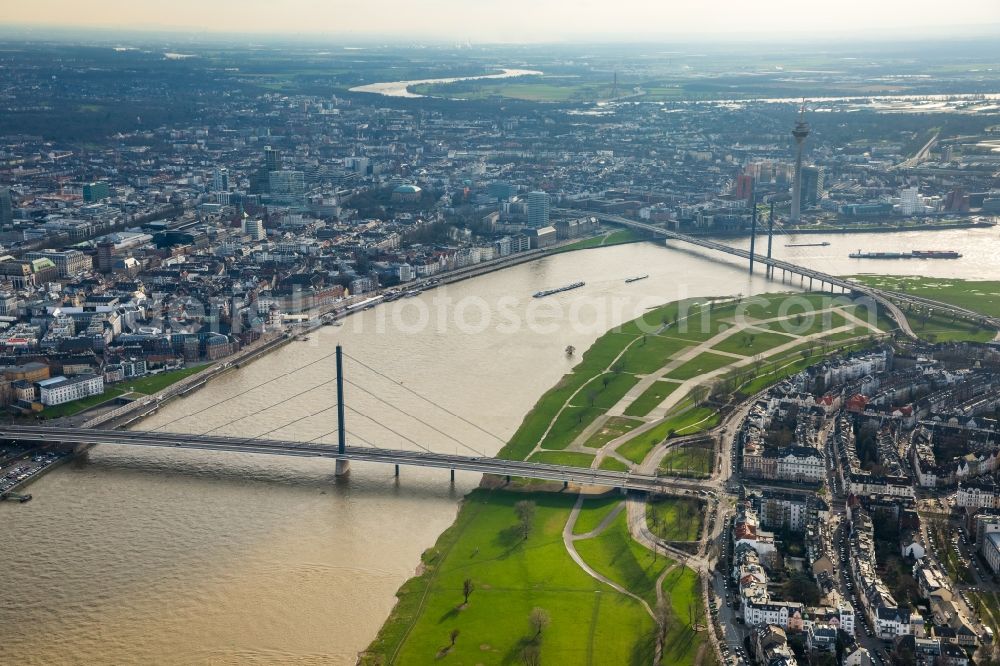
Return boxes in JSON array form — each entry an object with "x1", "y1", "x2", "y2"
[
  {"x1": 554, "y1": 228, "x2": 646, "y2": 253},
  {"x1": 363, "y1": 290, "x2": 886, "y2": 665},
  {"x1": 852, "y1": 275, "x2": 1000, "y2": 342},
  {"x1": 362, "y1": 491, "x2": 662, "y2": 665}
]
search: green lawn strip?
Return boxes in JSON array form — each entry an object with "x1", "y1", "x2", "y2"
[
  {"x1": 40, "y1": 387, "x2": 126, "y2": 419},
  {"x1": 39, "y1": 365, "x2": 209, "y2": 419},
  {"x1": 661, "y1": 407, "x2": 721, "y2": 437},
  {"x1": 769, "y1": 310, "x2": 848, "y2": 337},
  {"x1": 539, "y1": 405, "x2": 606, "y2": 450},
  {"x1": 711, "y1": 328, "x2": 797, "y2": 356},
  {"x1": 646, "y1": 497, "x2": 705, "y2": 542},
  {"x1": 656, "y1": 303, "x2": 742, "y2": 344},
  {"x1": 618, "y1": 430, "x2": 665, "y2": 466},
  {"x1": 498, "y1": 374, "x2": 592, "y2": 460},
  {"x1": 823, "y1": 327, "x2": 872, "y2": 342},
  {"x1": 583, "y1": 416, "x2": 644, "y2": 449},
  {"x1": 624, "y1": 381, "x2": 683, "y2": 418},
  {"x1": 603, "y1": 229, "x2": 643, "y2": 245},
  {"x1": 739, "y1": 292, "x2": 833, "y2": 319},
  {"x1": 599, "y1": 457, "x2": 631, "y2": 472},
  {"x1": 665, "y1": 352, "x2": 735, "y2": 381},
  {"x1": 570, "y1": 372, "x2": 641, "y2": 409},
  {"x1": 572, "y1": 496, "x2": 624, "y2": 535},
  {"x1": 552, "y1": 228, "x2": 646, "y2": 254},
  {"x1": 363, "y1": 490, "x2": 656, "y2": 665},
  {"x1": 617, "y1": 401, "x2": 702, "y2": 463},
  {"x1": 527, "y1": 450, "x2": 596, "y2": 468},
  {"x1": 658, "y1": 446, "x2": 714, "y2": 478},
  {"x1": 500, "y1": 327, "x2": 646, "y2": 459},
  {"x1": 361, "y1": 491, "x2": 486, "y2": 664},
  {"x1": 660, "y1": 566, "x2": 711, "y2": 666},
  {"x1": 617, "y1": 299, "x2": 694, "y2": 337},
  {"x1": 574, "y1": 509, "x2": 674, "y2": 608},
  {"x1": 620, "y1": 336, "x2": 692, "y2": 374},
  {"x1": 574, "y1": 331, "x2": 642, "y2": 375},
  {"x1": 553, "y1": 234, "x2": 608, "y2": 252},
  {"x1": 841, "y1": 303, "x2": 891, "y2": 332},
  {"x1": 126, "y1": 364, "x2": 208, "y2": 394}
]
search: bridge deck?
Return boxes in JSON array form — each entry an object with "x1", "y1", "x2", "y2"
[{"x1": 0, "y1": 425, "x2": 711, "y2": 495}]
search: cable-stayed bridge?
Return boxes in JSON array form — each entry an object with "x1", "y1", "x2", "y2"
[
  {"x1": 0, "y1": 424, "x2": 712, "y2": 494},
  {"x1": 0, "y1": 346, "x2": 716, "y2": 495},
  {"x1": 557, "y1": 209, "x2": 1000, "y2": 339}
]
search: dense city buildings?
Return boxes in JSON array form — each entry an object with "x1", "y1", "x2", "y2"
[{"x1": 1, "y1": 35, "x2": 1000, "y2": 666}]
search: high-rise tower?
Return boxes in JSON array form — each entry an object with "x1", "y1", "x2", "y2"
[
  {"x1": 0, "y1": 187, "x2": 12, "y2": 228},
  {"x1": 790, "y1": 110, "x2": 810, "y2": 223},
  {"x1": 264, "y1": 146, "x2": 281, "y2": 173},
  {"x1": 213, "y1": 167, "x2": 230, "y2": 192},
  {"x1": 526, "y1": 191, "x2": 550, "y2": 228}
]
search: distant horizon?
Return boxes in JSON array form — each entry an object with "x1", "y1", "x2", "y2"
[
  {"x1": 3, "y1": 0, "x2": 1000, "y2": 45},
  {"x1": 3, "y1": 22, "x2": 1000, "y2": 49}
]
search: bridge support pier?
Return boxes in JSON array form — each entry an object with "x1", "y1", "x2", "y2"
[
  {"x1": 394, "y1": 464, "x2": 399, "y2": 477},
  {"x1": 336, "y1": 459, "x2": 351, "y2": 476},
  {"x1": 809, "y1": 277, "x2": 813, "y2": 291},
  {"x1": 450, "y1": 468, "x2": 455, "y2": 482}
]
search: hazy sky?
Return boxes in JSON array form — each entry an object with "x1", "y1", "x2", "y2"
[{"x1": 6, "y1": 0, "x2": 1000, "y2": 42}]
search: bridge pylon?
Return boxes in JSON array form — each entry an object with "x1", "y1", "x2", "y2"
[
  {"x1": 765, "y1": 203, "x2": 774, "y2": 278},
  {"x1": 335, "y1": 344, "x2": 350, "y2": 477}
]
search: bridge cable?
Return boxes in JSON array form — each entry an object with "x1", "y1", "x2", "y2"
[
  {"x1": 344, "y1": 404, "x2": 434, "y2": 454},
  {"x1": 151, "y1": 349, "x2": 342, "y2": 432},
  {"x1": 302, "y1": 427, "x2": 379, "y2": 449},
  {"x1": 342, "y1": 352, "x2": 506, "y2": 445},
  {"x1": 343, "y1": 429, "x2": 379, "y2": 449},
  {"x1": 197, "y1": 377, "x2": 338, "y2": 437},
  {"x1": 243, "y1": 404, "x2": 341, "y2": 443},
  {"x1": 342, "y1": 377, "x2": 484, "y2": 456}
]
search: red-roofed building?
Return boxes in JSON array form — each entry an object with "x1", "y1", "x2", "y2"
[{"x1": 846, "y1": 394, "x2": 869, "y2": 413}]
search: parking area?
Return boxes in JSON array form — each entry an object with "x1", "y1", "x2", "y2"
[{"x1": 0, "y1": 445, "x2": 67, "y2": 495}]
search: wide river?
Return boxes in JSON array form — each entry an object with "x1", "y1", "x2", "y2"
[
  {"x1": 349, "y1": 68, "x2": 542, "y2": 98},
  {"x1": 2, "y1": 225, "x2": 998, "y2": 665}
]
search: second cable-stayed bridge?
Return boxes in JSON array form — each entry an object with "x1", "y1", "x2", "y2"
[{"x1": 557, "y1": 208, "x2": 1000, "y2": 339}]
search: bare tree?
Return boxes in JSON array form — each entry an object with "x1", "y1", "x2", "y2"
[
  {"x1": 515, "y1": 500, "x2": 536, "y2": 540},
  {"x1": 529, "y1": 607, "x2": 551, "y2": 638},
  {"x1": 655, "y1": 592, "x2": 674, "y2": 645},
  {"x1": 463, "y1": 578, "x2": 474, "y2": 605},
  {"x1": 449, "y1": 628, "x2": 460, "y2": 648}
]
